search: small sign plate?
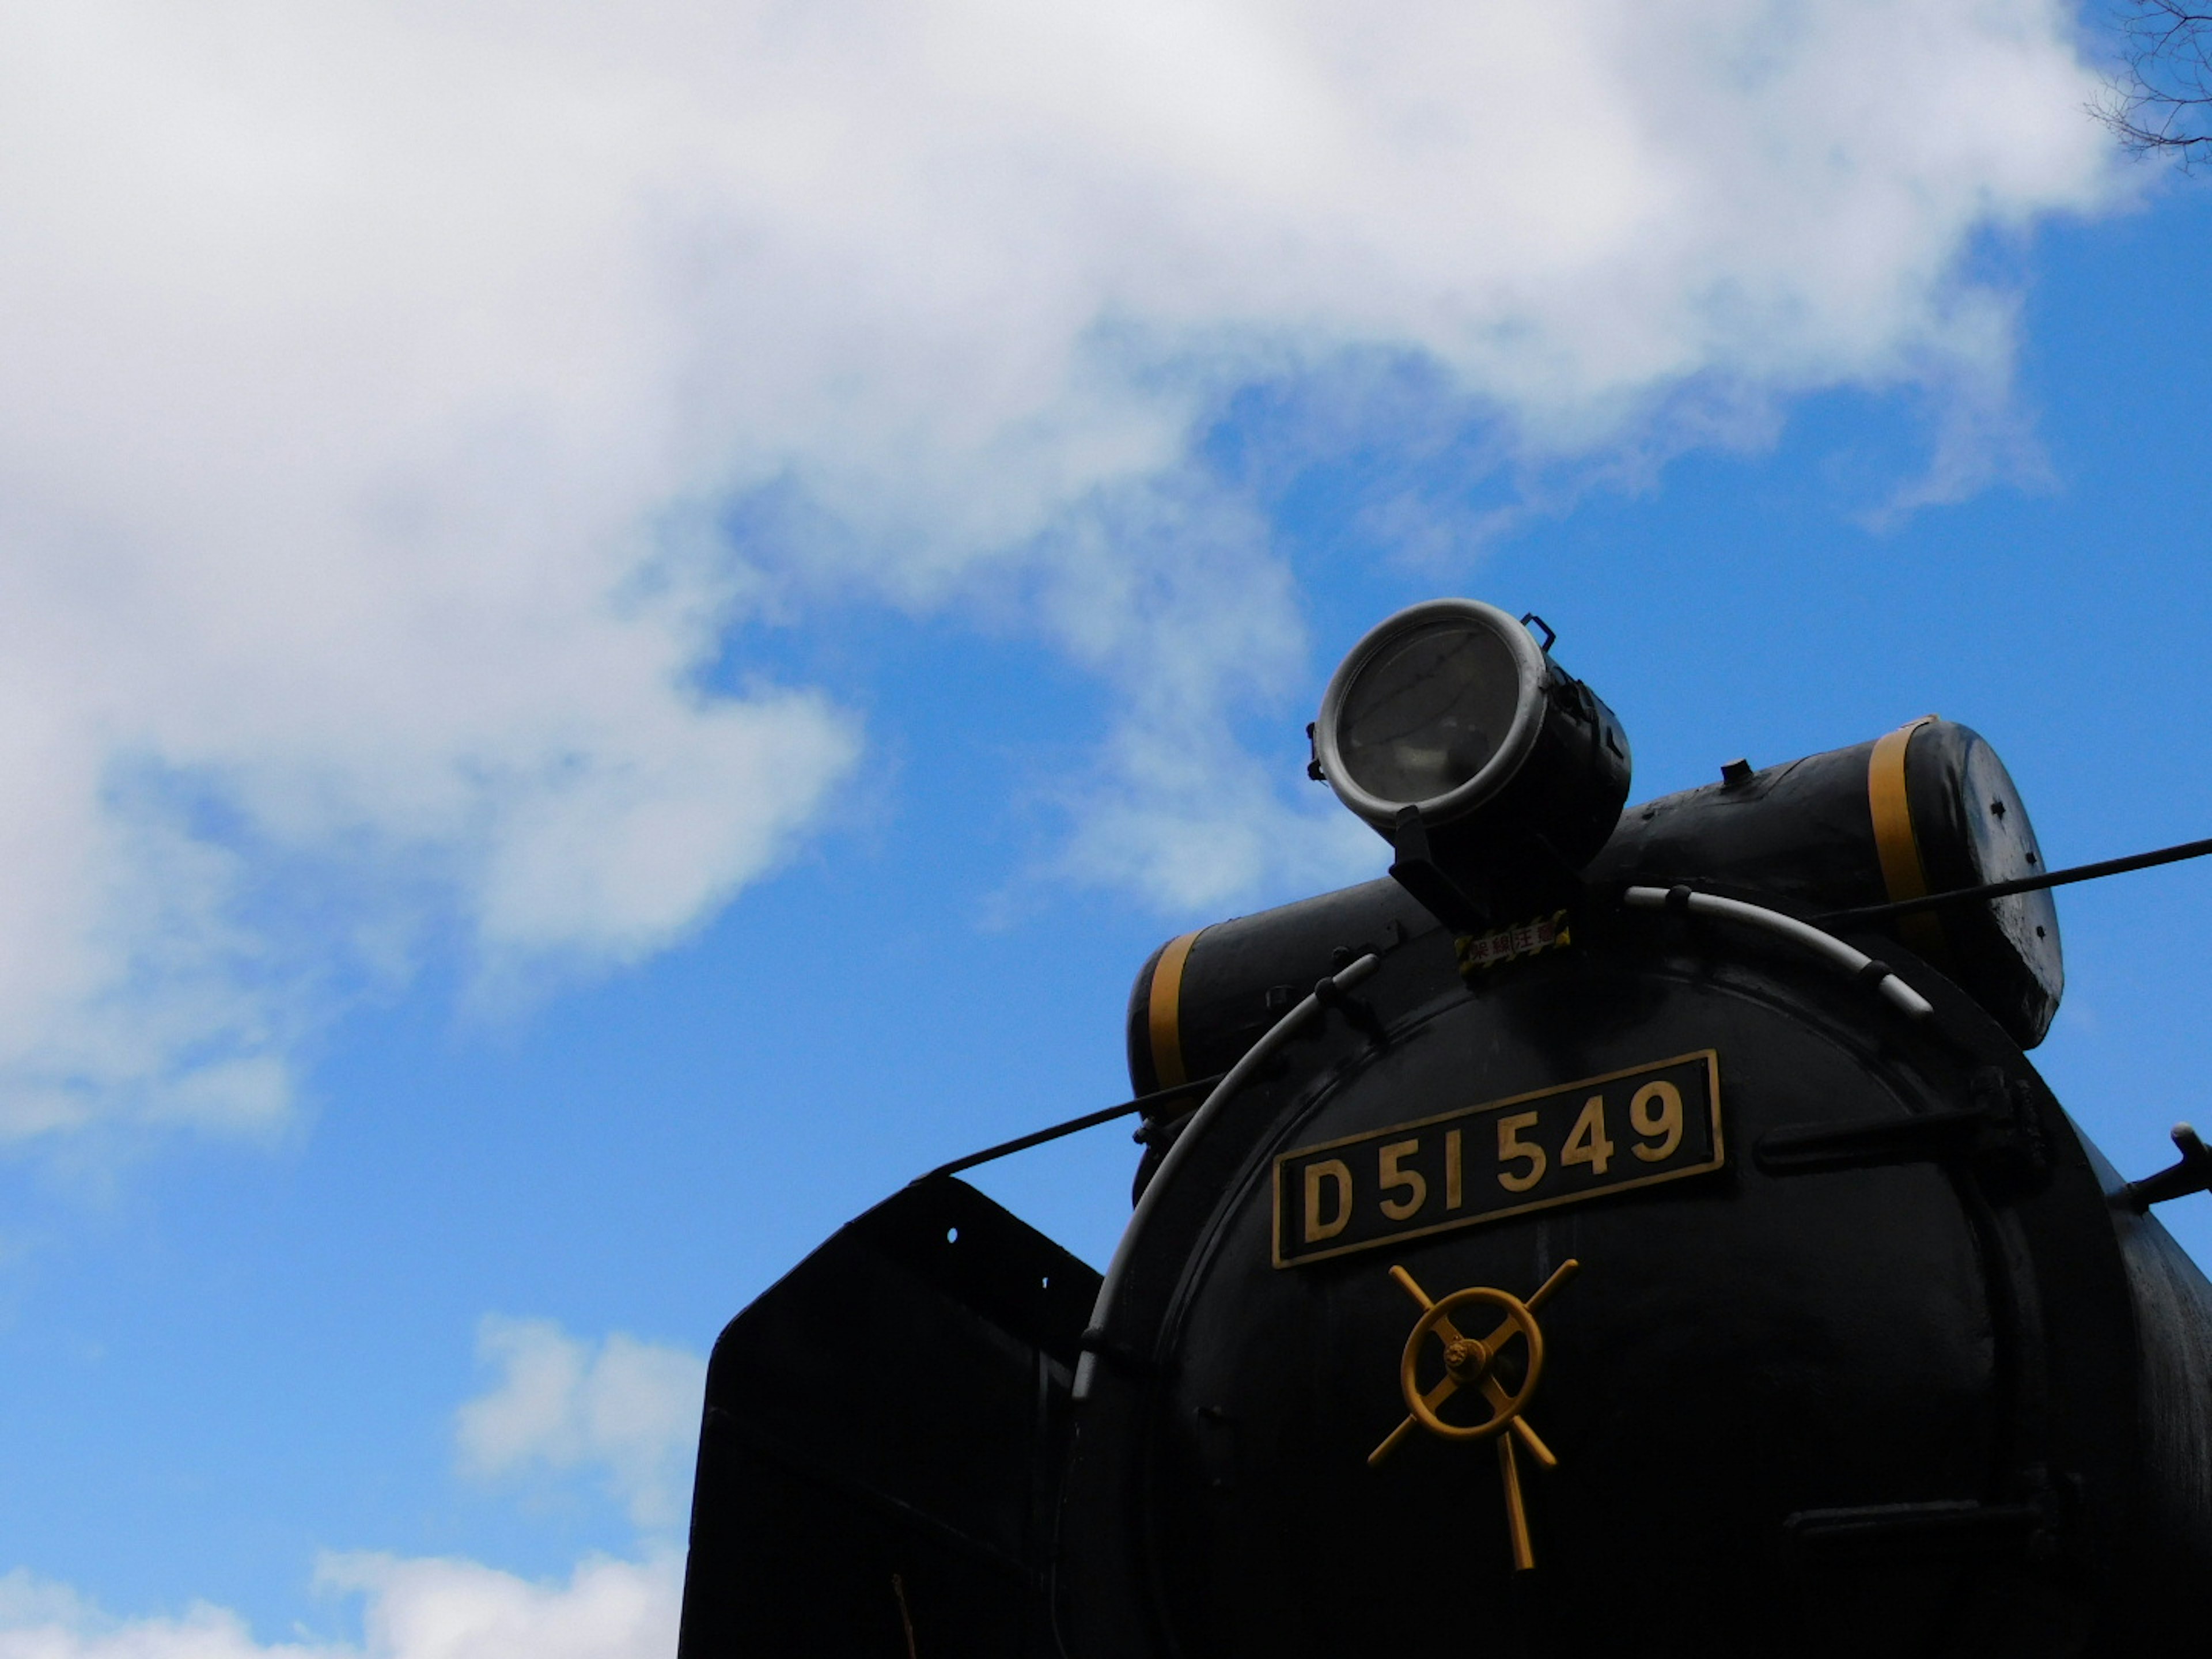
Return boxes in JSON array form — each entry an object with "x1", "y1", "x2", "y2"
[{"x1": 1272, "y1": 1051, "x2": 1723, "y2": 1267}]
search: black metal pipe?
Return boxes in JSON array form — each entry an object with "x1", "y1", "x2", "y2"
[
  {"x1": 1816, "y1": 834, "x2": 2212, "y2": 927},
  {"x1": 2122, "y1": 1124, "x2": 2212, "y2": 1213},
  {"x1": 921, "y1": 1073, "x2": 1229, "y2": 1181}
]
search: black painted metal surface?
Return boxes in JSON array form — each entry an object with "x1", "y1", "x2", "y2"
[
  {"x1": 677, "y1": 1177, "x2": 1099, "y2": 1658},
  {"x1": 1124, "y1": 878, "x2": 1432, "y2": 1100},
  {"x1": 1060, "y1": 901, "x2": 2211, "y2": 1657},
  {"x1": 1590, "y1": 719, "x2": 2062, "y2": 1046}
]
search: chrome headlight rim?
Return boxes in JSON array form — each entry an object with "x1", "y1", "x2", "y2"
[{"x1": 1314, "y1": 597, "x2": 1551, "y2": 834}]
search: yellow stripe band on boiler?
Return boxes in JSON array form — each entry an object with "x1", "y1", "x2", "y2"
[
  {"x1": 1868, "y1": 715, "x2": 1945, "y2": 959},
  {"x1": 1147, "y1": 930, "x2": 1203, "y2": 1089}
]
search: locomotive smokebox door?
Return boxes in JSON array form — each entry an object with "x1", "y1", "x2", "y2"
[{"x1": 677, "y1": 1177, "x2": 1097, "y2": 1658}]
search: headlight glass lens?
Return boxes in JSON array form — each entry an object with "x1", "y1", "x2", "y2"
[{"x1": 1336, "y1": 618, "x2": 1524, "y2": 807}]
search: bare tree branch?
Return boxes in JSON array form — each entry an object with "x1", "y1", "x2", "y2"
[{"x1": 2096, "y1": 0, "x2": 2212, "y2": 165}]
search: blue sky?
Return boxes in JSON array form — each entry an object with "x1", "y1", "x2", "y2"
[{"x1": 0, "y1": 4, "x2": 2209, "y2": 1656}]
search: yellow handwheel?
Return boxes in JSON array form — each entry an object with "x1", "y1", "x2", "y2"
[{"x1": 1399, "y1": 1286, "x2": 1544, "y2": 1441}]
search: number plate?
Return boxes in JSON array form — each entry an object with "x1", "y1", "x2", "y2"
[{"x1": 1271, "y1": 1051, "x2": 1724, "y2": 1267}]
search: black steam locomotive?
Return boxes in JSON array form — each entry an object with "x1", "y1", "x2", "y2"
[{"x1": 675, "y1": 599, "x2": 2212, "y2": 1657}]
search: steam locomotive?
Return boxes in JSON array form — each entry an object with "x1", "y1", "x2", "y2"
[{"x1": 675, "y1": 598, "x2": 2212, "y2": 1657}]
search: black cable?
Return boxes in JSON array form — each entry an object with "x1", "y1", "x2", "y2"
[
  {"x1": 920, "y1": 1071, "x2": 1229, "y2": 1181},
  {"x1": 1816, "y1": 834, "x2": 2212, "y2": 927}
]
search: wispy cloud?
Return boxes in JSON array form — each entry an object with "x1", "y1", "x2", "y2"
[
  {"x1": 455, "y1": 1317, "x2": 705, "y2": 1531},
  {"x1": 0, "y1": 1555, "x2": 680, "y2": 1659}
]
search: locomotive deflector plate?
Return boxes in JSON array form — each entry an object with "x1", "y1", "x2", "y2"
[{"x1": 1272, "y1": 1050, "x2": 1723, "y2": 1266}]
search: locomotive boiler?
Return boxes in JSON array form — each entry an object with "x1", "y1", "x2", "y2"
[{"x1": 676, "y1": 598, "x2": 2212, "y2": 1657}]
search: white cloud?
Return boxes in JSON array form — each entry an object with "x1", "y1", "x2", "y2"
[
  {"x1": 0, "y1": 0, "x2": 2117, "y2": 1133},
  {"x1": 0, "y1": 1556, "x2": 680, "y2": 1659},
  {"x1": 1025, "y1": 476, "x2": 1380, "y2": 909},
  {"x1": 323, "y1": 1555, "x2": 679, "y2": 1659},
  {"x1": 454, "y1": 1317, "x2": 705, "y2": 1531},
  {"x1": 0, "y1": 1569, "x2": 337, "y2": 1659}
]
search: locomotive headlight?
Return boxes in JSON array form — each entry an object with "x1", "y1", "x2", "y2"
[
  {"x1": 1314, "y1": 597, "x2": 1632, "y2": 874},
  {"x1": 1315, "y1": 599, "x2": 1552, "y2": 831}
]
